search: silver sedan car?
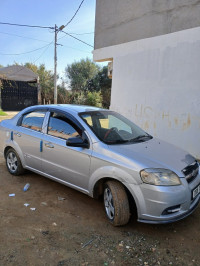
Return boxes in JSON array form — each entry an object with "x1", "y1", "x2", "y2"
[{"x1": 0, "y1": 105, "x2": 200, "y2": 226}]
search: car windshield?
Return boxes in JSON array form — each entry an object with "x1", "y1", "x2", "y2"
[{"x1": 79, "y1": 111, "x2": 152, "y2": 144}]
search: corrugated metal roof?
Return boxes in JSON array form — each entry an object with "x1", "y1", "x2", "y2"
[{"x1": 0, "y1": 65, "x2": 38, "y2": 82}]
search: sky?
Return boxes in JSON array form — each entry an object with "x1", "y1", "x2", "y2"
[{"x1": 0, "y1": 0, "x2": 99, "y2": 79}]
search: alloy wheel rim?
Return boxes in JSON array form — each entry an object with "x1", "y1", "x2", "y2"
[
  {"x1": 7, "y1": 152, "x2": 18, "y2": 173},
  {"x1": 104, "y1": 187, "x2": 115, "y2": 220}
]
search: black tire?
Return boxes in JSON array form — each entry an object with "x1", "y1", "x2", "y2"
[
  {"x1": 5, "y1": 148, "x2": 25, "y2": 176},
  {"x1": 103, "y1": 181, "x2": 130, "y2": 226}
]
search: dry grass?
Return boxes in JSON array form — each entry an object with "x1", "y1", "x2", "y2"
[
  {"x1": 0, "y1": 111, "x2": 18, "y2": 122},
  {"x1": 0, "y1": 110, "x2": 7, "y2": 116}
]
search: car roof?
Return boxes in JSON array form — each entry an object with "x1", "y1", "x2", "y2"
[{"x1": 30, "y1": 104, "x2": 107, "y2": 113}]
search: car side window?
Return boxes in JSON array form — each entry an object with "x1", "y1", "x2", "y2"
[
  {"x1": 47, "y1": 112, "x2": 81, "y2": 140},
  {"x1": 21, "y1": 111, "x2": 46, "y2": 132}
]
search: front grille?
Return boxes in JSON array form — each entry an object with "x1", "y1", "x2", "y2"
[{"x1": 182, "y1": 161, "x2": 199, "y2": 183}]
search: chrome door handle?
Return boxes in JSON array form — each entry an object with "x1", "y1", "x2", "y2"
[
  {"x1": 14, "y1": 132, "x2": 21, "y2": 137},
  {"x1": 45, "y1": 143, "x2": 54, "y2": 148}
]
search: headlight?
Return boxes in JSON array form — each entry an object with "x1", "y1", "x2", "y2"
[{"x1": 140, "y1": 168, "x2": 181, "y2": 186}]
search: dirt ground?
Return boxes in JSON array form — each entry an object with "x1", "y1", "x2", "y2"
[
  {"x1": 0, "y1": 155, "x2": 200, "y2": 266},
  {"x1": 0, "y1": 113, "x2": 200, "y2": 266}
]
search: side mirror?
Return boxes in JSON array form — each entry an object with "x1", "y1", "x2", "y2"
[{"x1": 66, "y1": 137, "x2": 89, "y2": 149}]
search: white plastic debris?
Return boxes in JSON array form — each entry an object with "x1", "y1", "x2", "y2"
[
  {"x1": 24, "y1": 203, "x2": 30, "y2": 207},
  {"x1": 9, "y1": 193, "x2": 15, "y2": 197},
  {"x1": 30, "y1": 208, "x2": 36, "y2": 211},
  {"x1": 58, "y1": 196, "x2": 66, "y2": 201},
  {"x1": 41, "y1": 202, "x2": 47, "y2": 206}
]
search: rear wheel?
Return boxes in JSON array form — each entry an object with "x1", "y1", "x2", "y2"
[
  {"x1": 6, "y1": 148, "x2": 25, "y2": 175},
  {"x1": 103, "y1": 181, "x2": 130, "y2": 226}
]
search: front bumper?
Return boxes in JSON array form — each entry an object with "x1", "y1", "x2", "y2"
[
  {"x1": 138, "y1": 193, "x2": 200, "y2": 224},
  {"x1": 125, "y1": 173, "x2": 200, "y2": 224}
]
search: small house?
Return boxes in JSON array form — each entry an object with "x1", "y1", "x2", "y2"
[{"x1": 0, "y1": 65, "x2": 39, "y2": 111}]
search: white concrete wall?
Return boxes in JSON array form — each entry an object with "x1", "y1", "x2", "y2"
[{"x1": 94, "y1": 27, "x2": 200, "y2": 159}]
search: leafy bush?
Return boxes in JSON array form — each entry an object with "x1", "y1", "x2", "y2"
[
  {"x1": 85, "y1": 91, "x2": 102, "y2": 107},
  {"x1": 67, "y1": 91, "x2": 102, "y2": 108}
]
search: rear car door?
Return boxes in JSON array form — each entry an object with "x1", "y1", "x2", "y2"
[
  {"x1": 14, "y1": 110, "x2": 46, "y2": 171},
  {"x1": 41, "y1": 111, "x2": 92, "y2": 191}
]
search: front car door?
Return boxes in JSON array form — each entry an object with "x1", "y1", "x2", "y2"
[{"x1": 41, "y1": 110, "x2": 92, "y2": 192}]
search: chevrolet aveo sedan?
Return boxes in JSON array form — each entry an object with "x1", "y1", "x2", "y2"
[{"x1": 0, "y1": 105, "x2": 200, "y2": 226}]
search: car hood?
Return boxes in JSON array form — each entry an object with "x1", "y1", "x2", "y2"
[{"x1": 108, "y1": 138, "x2": 195, "y2": 176}]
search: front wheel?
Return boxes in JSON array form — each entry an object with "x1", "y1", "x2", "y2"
[
  {"x1": 104, "y1": 181, "x2": 130, "y2": 226},
  {"x1": 6, "y1": 148, "x2": 25, "y2": 176}
]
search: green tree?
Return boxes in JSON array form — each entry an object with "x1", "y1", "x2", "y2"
[
  {"x1": 66, "y1": 58, "x2": 112, "y2": 108},
  {"x1": 89, "y1": 66, "x2": 111, "y2": 108},
  {"x1": 57, "y1": 81, "x2": 70, "y2": 104},
  {"x1": 65, "y1": 58, "x2": 99, "y2": 91},
  {"x1": 24, "y1": 63, "x2": 54, "y2": 103},
  {"x1": 70, "y1": 91, "x2": 87, "y2": 105},
  {"x1": 98, "y1": 66, "x2": 111, "y2": 109}
]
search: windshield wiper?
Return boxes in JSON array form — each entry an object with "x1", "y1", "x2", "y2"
[
  {"x1": 130, "y1": 135, "x2": 152, "y2": 142},
  {"x1": 106, "y1": 139, "x2": 130, "y2": 144},
  {"x1": 106, "y1": 135, "x2": 152, "y2": 144}
]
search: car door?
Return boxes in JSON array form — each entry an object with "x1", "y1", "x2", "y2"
[
  {"x1": 14, "y1": 109, "x2": 46, "y2": 172},
  {"x1": 41, "y1": 110, "x2": 92, "y2": 191}
]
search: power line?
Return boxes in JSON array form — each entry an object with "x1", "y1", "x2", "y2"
[
  {"x1": 0, "y1": 43, "x2": 53, "y2": 56},
  {"x1": 2, "y1": 42, "x2": 54, "y2": 78},
  {"x1": 58, "y1": 31, "x2": 94, "y2": 40},
  {"x1": 0, "y1": 31, "x2": 50, "y2": 43},
  {"x1": 64, "y1": 0, "x2": 85, "y2": 28},
  {"x1": 0, "y1": 30, "x2": 92, "y2": 53},
  {"x1": 33, "y1": 42, "x2": 53, "y2": 63},
  {"x1": 61, "y1": 44, "x2": 91, "y2": 54},
  {"x1": 3, "y1": 45, "x2": 54, "y2": 78},
  {"x1": 0, "y1": 34, "x2": 90, "y2": 57},
  {"x1": 0, "y1": 21, "x2": 54, "y2": 30},
  {"x1": 68, "y1": 31, "x2": 94, "y2": 35},
  {"x1": 57, "y1": 32, "x2": 94, "y2": 43},
  {"x1": 61, "y1": 30, "x2": 94, "y2": 48}
]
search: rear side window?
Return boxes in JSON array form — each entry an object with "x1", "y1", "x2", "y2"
[
  {"x1": 21, "y1": 111, "x2": 46, "y2": 132},
  {"x1": 47, "y1": 112, "x2": 81, "y2": 140}
]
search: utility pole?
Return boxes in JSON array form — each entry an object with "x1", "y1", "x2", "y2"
[{"x1": 54, "y1": 24, "x2": 57, "y2": 104}]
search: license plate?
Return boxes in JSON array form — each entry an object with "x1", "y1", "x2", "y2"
[{"x1": 192, "y1": 184, "x2": 200, "y2": 199}]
